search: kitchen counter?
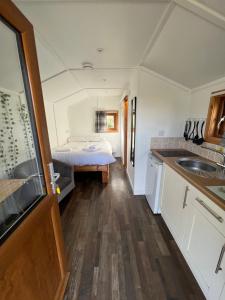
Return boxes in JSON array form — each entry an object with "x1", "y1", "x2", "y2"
[{"x1": 152, "y1": 148, "x2": 225, "y2": 211}]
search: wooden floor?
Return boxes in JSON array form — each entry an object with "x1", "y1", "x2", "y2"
[{"x1": 61, "y1": 160, "x2": 205, "y2": 300}]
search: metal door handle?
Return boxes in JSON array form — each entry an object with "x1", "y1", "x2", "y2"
[
  {"x1": 183, "y1": 186, "x2": 189, "y2": 208},
  {"x1": 48, "y1": 162, "x2": 60, "y2": 194},
  {"x1": 215, "y1": 244, "x2": 225, "y2": 274},
  {"x1": 195, "y1": 198, "x2": 223, "y2": 223},
  {"x1": 53, "y1": 173, "x2": 60, "y2": 181}
]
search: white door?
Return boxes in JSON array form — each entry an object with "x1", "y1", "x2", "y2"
[
  {"x1": 183, "y1": 193, "x2": 225, "y2": 299},
  {"x1": 145, "y1": 157, "x2": 160, "y2": 212},
  {"x1": 220, "y1": 284, "x2": 225, "y2": 300},
  {"x1": 161, "y1": 165, "x2": 189, "y2": 247}
]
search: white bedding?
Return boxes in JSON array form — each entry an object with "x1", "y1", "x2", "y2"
[{"x1": 52, "y1": 140, "x2": 116, "y2": 166}]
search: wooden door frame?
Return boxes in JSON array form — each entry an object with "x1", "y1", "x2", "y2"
[
  {"x1": 0, "y1": 1, "x2": 68, "y2": 299},
  {"x1": 0, "y1": 0, "x2": 52, "y2": 193},
  {"x1": 123, "y1": 96, "x2": 128, "y2": 168}
]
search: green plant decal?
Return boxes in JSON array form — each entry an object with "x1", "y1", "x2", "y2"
[{"x1": 0, "y1": 91, "x2": 34, "y2": 178}]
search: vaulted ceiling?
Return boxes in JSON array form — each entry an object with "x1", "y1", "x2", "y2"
[{"x1": 13, "y1": 0, "x2": 225, "y2": 102}]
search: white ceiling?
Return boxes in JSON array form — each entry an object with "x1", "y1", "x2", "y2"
[
  {"x1": 72, "y1": 69, "x2": 132, "y2": 89},
  {"x1": 86, "y1": 88, "x2": 123, "y2": 97},
  {"x1": 35, "y1": 36, "x2": 65, "y2": 81},
  {"x1": 197, "y1": 0, "x2": 225, "y2": 16},
  {"x1": 143, "y1": 4, "x2": 225, "y2": 88},
  {"x1": 16, "y1": 2, "x2": 168, "y2": 69},
  {"x1": 8, "y1": 0, "x2": 225, "y2": 101},
  {"x1": 42, "y1": 71, "x2": 80, "y2": 102}
]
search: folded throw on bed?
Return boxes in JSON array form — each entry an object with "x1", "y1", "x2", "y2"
[{"x1": 82, "y1": 145, "x2": 100, "y2": 152}]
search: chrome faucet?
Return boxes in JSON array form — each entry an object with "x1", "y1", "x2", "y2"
[
  {"x1": 201, "y1": 146, "x2": 225, "y2": 168},
  {"x1": 218, "y1": 116, "x2": 225, "y2": 129}
]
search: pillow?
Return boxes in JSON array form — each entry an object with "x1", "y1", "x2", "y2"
[
  {"x1": 85, "y1": 135, "x2": 104, "y2": 142},
  {"x1": 67, "y1": 136, "x2": 87, "y2": 142}
]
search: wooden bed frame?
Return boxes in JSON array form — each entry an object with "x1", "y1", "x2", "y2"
[{"x1": 74, "y1": 164, "x2": 109, "y2": 183}]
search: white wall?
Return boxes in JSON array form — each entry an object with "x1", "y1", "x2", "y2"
[
  {"x1": 44, "y1": 101, "x2": 57, "y2": 148},
  {"x1": 127, "y1": 67, "x2": 190, "y2": 194},
  {"x1": 126, "y1": 70, "x2": 139, "y2": 190},
  {"x1": 45, "y1": 91, "x2": 121, "y2": 156},
  {"x1": 190, "y1": 77, "x2": 225, "y2": 119},
  {"x1": 47, "y1": 90, "x2": 88, "y2": 147},
  {"x1": 67, "y1": 95, "x2": 121, "y2": 156}
]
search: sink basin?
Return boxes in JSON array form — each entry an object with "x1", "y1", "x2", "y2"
[{"x1": 176, "y1": 158, "x2": 217, "y2": 178}]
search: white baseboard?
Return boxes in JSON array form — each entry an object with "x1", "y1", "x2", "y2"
[
  {"x1": 133, "y1": 189, "x2": 145, "y2": 196},
  {"x1": 126, "y1": 169, "x2": 134, "y2": 192}
]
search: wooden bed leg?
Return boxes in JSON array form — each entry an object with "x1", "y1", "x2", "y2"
[{"x1": 102, "y1": 165, "x2": 109, "y2": 184}]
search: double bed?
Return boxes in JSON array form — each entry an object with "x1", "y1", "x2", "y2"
[{"x1": 52, "y1": 136, "x2": 116, "y2": 183}]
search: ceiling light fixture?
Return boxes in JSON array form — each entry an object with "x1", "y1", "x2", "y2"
[
  {"x1": 82, "y1": 62, "x2": 94, "y2": 70},
  {"x1": 97, "y1": 48, "x2": 104, "y2": 53}
]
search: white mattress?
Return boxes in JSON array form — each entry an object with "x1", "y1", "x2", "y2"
[{"x1": 52, "y1": 140, "x2": 116, "y2": 166}]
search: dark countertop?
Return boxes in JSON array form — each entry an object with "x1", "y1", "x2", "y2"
[{"x1": 151, "y1": 148, "x2": 225, "y2": 211}]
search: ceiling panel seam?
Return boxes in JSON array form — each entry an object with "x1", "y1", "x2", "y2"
[
  {"x1": 191, "y1": 75, "x2": 225, "y2": 94},
  {"x1": 174, "y1": 0, "x2": 225, "y2": 30},
  {"x1": 34, "y1": 29, "x2": 83, "y2": 88},
  {"x1": 139, "y1": 66, "x2": 191, "y2": 92},
  {"x1": 138, "y1": 1, "x2": 176, "y2": 65},
  {"x1": 50, "y1": 87, "x2": 123, "y2": 104}
]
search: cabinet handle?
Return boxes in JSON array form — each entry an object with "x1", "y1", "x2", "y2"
[
  {"x1": 183, "y1": 186, "x2": 189, "y2": 209},
  {"x1": 195, "y1": 197, "x2": 224, "y2": 223},
  {"x1": 215, "y1": 244, "x2": 225, "y2": 274}
]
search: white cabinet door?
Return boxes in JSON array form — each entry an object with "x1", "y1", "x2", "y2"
[
  {"x1": 160, "y1": 164, "x2": 225, "y2": 299},
  {"x1": 219, "y1": 283, "x2": 225, "y2": 300},
  {"x1": 183, "y1": 189, "x2": 225, "y2": 299},
  {"x1": 145, "y1": 159, "x2": 157, "y2": 202},
  {"x1": 161, "y1": 165, "x2": 189, "y2": 247}
]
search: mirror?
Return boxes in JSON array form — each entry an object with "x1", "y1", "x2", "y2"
[
  {"x1": 130, "y1": 97, "x2": 137, "y2": 167},
  {"x1": 0, "y1": 17, "x2": 46, "y2": 241}
]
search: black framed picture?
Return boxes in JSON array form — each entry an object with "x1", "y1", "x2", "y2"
[{"x1": 130, "y1": 97, "x2": 137, "y2": 167}]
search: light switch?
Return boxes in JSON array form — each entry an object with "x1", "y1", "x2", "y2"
[{"x1": 158, "y1": 130, "x2": 165, "y2": 137}]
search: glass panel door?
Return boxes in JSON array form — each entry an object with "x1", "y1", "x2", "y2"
[{"x1": 0, "y1": 17, "x2": 46, "y2": 242}]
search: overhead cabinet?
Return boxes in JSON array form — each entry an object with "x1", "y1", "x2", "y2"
[{"x1": 161, "y1": 164, "x2": 225, "y2": 300}]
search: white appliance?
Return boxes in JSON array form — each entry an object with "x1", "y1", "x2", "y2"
[{"x1": 145, "y1": 153, "x2": 163, "y2": 214}]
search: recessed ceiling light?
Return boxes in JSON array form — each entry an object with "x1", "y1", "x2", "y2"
[
  {"x1": 97, "y1": 48, "x2": 104, "y2": 53},
  {"x1": 82, "y1": 62, "x2": 94, "y2": 70}
]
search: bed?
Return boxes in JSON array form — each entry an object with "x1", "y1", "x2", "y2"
[{"x1": 52, "y1": 136, "x2": 116, "y2": 183}]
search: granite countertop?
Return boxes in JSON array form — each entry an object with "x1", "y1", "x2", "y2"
[{"x1": 151, "y1": 148, "x2": 225, "y2": 211}]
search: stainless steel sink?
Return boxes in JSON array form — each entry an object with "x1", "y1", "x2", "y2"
[{"x1": 176, "y1": 158, "x2": 218, "y2": 178}]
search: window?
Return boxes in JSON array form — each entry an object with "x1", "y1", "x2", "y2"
[
  {"x1": 205, "y1": 91, "x2": 225, "y2": 145},
  {"x1": 95, "y1": 110, "x2": 118, "y2": 133},
  {"x1": 105, "y1": 112, "x2": 118, "y2": 132}
]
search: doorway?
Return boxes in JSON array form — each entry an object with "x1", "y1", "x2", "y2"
[{"x1": 123, "y1": 96, "x2": 128, "y2": 168}]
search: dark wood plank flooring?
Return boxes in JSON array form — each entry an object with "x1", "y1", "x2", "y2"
[{"x1": 61, "y1": 160, "x2": 205, "y2": 300}]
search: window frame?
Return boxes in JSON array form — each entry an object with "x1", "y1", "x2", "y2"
[
  {"x1": 205, "y1": 90, "x2": 225, "y2": 145},
  {"x1": 104, "y1": 111, "x2": 119, "y2": 133}
]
